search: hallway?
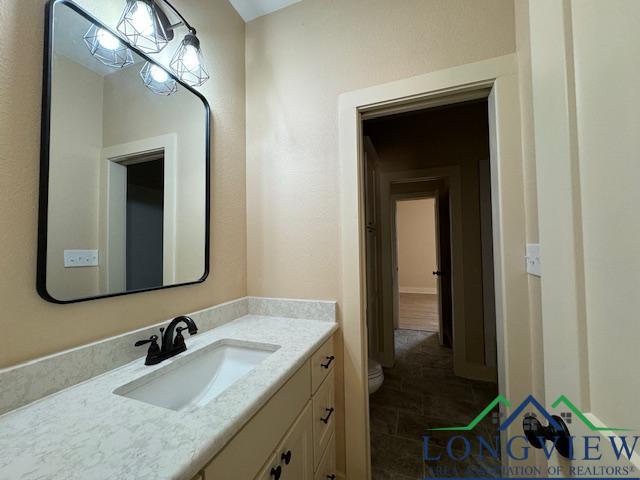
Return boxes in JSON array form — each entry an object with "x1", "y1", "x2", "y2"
[{"x1": 369, "y1": 329, "x2": 500, "y2": 479}]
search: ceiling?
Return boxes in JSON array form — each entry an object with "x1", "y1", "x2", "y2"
[{"x1": 228, "y1": 0, "x2": 302, "y2": 22}]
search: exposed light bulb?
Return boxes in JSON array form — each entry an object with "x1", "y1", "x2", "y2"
[
  {"x1": 130, "y1": 1, "x2": 155, "y2": 36},
  {"x1": 96, "y1": 28, "x2": 120, "y2": 51},
  {"x1": 181, "y1": 44, "x2": 200, "y2": 71},
  {"x1": 149, "y1": 65, "x2": 169, "y2": 83}
]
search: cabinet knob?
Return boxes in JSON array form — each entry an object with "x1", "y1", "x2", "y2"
[
  {"x1": 320, "y1": 407, "x2": 335, "y2": 424},
  {"x1": 281, "y1": 450, "x2": 292, "y2": 465},
  {"x1": 270, "y1": 465, "x2": 282, "y2": 480},
  {"x1": 321, "y1": 356, "x2": 335, "y2": 369},
  {"x1": 327, "y1": 475, "x2": 337, "y2": 480}
]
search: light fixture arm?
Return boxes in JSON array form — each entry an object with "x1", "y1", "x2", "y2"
[{"x1": 157, "y1": 0, "x2": 196, "y2": 35}]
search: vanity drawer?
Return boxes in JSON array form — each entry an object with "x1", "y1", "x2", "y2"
[
  {"x1": 312, "y1": 369, "x2": 336, "y2": 469},
  {"x1": 204, "y1": 361, "x2": 311, "y2": 479},
  {"x1": 311, "y1": 335, "x2": 336, "y2": 393},
  {"x1": 314, "y1": 432, "x2": 336, "y2": 480}
]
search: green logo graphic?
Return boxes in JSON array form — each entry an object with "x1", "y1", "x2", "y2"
[{"x1": 430, "y1": 394, "x2": 631, "y2": 432}]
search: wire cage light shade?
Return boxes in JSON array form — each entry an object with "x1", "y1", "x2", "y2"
[
  {"x1": 83, "y1": 25, "x2": 134, "y2": 69},
  {"x1": 117, "y1": 0, "x2": 169, "y2": 54},
  {"x1": 140, "y1": 62, "x2": 177, "y2": 96},
  {"x1": 170, "y1": 34, "x2": 209, "y2": 87}
]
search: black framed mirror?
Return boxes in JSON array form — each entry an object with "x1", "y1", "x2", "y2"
[{"x1": 38, "y1": 0, "x2": 210, "y2": 304}]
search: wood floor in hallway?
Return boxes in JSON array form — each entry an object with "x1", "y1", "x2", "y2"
[
  {"x1": 398, "y1": 293, "x2": 439, "y2": 331},
  {"x1": 369, "y1": 329, "x2": 500, "y2": 479}
]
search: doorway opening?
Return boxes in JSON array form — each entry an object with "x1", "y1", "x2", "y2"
[
  {"x1": 125, "y1": 157, "x2": 165, "y2": 290},
  {"x1": 394, "y1": 197, "x2": 441, "y2": 334},
  {"x1": 363, "y1": 100, "x2": 501, "y2": 478}
]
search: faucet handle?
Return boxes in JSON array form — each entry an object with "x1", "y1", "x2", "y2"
[
  {"x1": 134, "y1": 334, "x2": 158, "y2": 347},
  {"x1": 174, "y1": 327, "x2": 189, "y2": 349},
  {"x1": 134, "y1": 335, "x2": 160, "y2": 355}
]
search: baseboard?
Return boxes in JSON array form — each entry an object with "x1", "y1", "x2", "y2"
[{"x1": 399, "y1": 286, "x2": 437, "y2": 295}]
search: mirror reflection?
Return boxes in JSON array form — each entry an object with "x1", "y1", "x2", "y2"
[{"x1": 43, "y1": 2, "x2": 209, "y2": 303}]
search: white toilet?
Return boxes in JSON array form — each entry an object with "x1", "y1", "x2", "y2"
[{"x1": 368, "y1": 358, "x2": 384, "y2": 395}]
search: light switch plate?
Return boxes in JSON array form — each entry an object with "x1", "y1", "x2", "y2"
[
  {"x1": 64, "y1": 250, "x2": 99, "y2": 268},
  {"x1": 526, "y1": 243, "x2": 541, "y2": 277}
]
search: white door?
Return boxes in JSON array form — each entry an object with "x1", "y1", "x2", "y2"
[{"x1": 530, "y1": 0, "x2": 640, "y2": 474}]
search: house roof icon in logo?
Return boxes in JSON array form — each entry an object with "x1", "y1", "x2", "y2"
[{"x1": 499, "y1": 395, "x2": 561, "y2": 432}]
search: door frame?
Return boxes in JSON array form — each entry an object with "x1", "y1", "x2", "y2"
[
  {"x1": 382, "y1": 179, "x2": 445, "y2": 368},
  {"x1": 99, "y1": 134, "x2": 178, "y2": 292},
  {"x1": 338, "y1": 54, "x2": 533, "y2": 478}
]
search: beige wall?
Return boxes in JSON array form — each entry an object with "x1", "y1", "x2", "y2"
[
  {"x1": 570, "y1": 0, "x2": 640, "y2": 434},
  {"x1": 47, "y1": 56, "x2": 103, "y2": 300},
  {"x1": 246, "y1": 2, "x2": 515, "y2": 473},
  {"x1": 396, "y1": 199, "x2": 437, "y2": 293},
  {"x1": 0, "y1": 0, "x2": 246, "y2": 368},
  {"x1": 523, "y1": 0, "x2": 640, "y2": 471},
  {"x1": 246, "y1": 0, "x2": 517, "y2": 300}
]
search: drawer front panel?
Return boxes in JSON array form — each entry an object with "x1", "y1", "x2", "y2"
[
  {"x1": 311, "y1": 335, "x2": 336, "y2": 393},
  {"x1": 314, "y1": 432, "x2": 336, "y2": 480},
  {"x1": 312, "y1": 369, "x2": 336, "y2": 469}
]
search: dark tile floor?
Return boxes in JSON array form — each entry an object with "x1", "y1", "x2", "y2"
[{"x1": 369, "y1": 329, "x2": 501, "y2": 479}]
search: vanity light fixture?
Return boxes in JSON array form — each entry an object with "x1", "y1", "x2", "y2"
[
  {"x1": 116, "y1": 0, "x2": 210, "y2": 87},
  {"x1": 170, "y1": 33, "x2": 209, "y2": 87},
  {"x1": 83, "y1": 25, "x2": 134, "y2": 69},
  {"x1": 140, "y1": 61, "x2": 178, "y2": 96},
  {"x1": 117, "y1": 0, "x2": 169, "y2": 54}
]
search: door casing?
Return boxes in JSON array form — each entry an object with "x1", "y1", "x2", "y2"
[{"x1": 338, "y1": 54, "x2": 533, "y2": 479}]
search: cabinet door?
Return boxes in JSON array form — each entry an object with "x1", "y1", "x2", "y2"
[
  {"x1": 279, "y1": 402, "x2": 314, "y2": 480},
  {"x1": 254, "y1": 403, "x2": 314, "y2": 480}
]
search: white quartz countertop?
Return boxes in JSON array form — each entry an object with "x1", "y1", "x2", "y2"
[{"x1": 0, "y1": 315, "x2": 338, "y2": 480}]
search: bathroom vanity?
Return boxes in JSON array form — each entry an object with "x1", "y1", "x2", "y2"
[
  {"x1": 198, "y1": 334, "x2": 337, "y2": 480},
  {"x1": 0, "y1": 299, "x2": 339, "y2": 480}
]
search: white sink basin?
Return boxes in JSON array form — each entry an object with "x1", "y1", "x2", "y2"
[{"x1": 114, "y1": 340, "x2": 279, "y2": 411}]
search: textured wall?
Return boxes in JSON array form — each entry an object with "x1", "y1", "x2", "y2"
[
  {"x1": 246, "y1": 0, "x2": 516, "y2": 473},
  {"x1": 0, "y1": 0, "x2": 246, "y2": 368},
  {"x1": 246, "y1": 0, "x2": 516, "y2": 300}
]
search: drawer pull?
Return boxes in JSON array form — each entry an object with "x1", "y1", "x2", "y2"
[
  {"x1": 321, "y1": 356, "x2": 335, "y2": 369},
  {"x1": 327, "y1": 475, "x2": 337, "y2": 480},
  {"x1": 320, "y1": 407, "x2": 335, "y2": 424},
  {"x1": 281, "y1": 450, "x2": 292, "y2": 465},
  {"x1": 270, "y1": 465, "x2": 282, "y2": 479}
]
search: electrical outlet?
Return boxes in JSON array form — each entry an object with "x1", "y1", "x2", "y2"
[
  {"x1": 64, "y1": 250, "x2": 99, "y2": 268},
  {"x1": 526, "y1": 243, "x2": 541, "y2": 277}
]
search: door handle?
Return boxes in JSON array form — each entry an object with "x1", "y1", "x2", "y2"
[
  {"x1": 432, "y1": 271, "x2": 442, "y2": 276},
  {"x1": 523, "y1": 414, "x2": 572, "y2": 458}
]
